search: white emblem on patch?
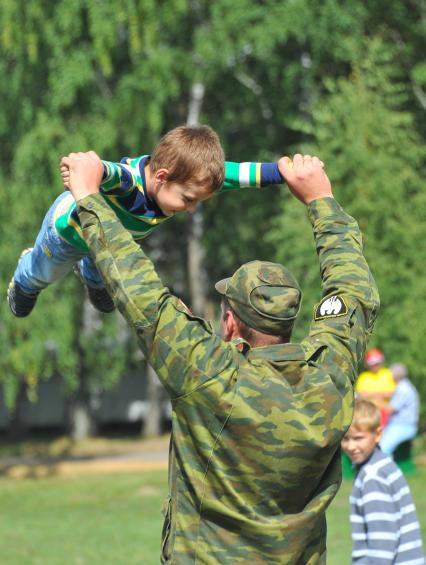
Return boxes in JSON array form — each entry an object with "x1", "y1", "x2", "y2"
[{"x1": 314, "y1": 295, "x2": 348, "y2": 320}]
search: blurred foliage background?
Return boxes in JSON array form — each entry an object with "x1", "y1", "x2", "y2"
[{"x1": 0, "y1": 0, "x2": 425, "y2": 436}]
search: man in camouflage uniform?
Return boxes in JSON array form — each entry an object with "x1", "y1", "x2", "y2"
[{"x1": 62, "y1": 151, "x2": 379, "y2": 564}]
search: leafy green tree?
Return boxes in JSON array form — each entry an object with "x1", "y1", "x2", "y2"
[
  {"x1": 0, "y1": 1, "x2": 424, "y2": 435},
  {"x1": 269, "y1": 37, "x2": 426, "y2": 409},
  {"x1": 0, "y1": 0, "x2": 187, "y2": 435}
]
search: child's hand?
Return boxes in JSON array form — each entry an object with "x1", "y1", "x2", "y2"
[{"x1": 60, "y1": 164, "x2": 71, "y2": 189}]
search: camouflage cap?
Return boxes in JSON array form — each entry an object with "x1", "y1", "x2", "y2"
[{"x1": 215, "y1": 260, "x2": 302, "y2": 336}]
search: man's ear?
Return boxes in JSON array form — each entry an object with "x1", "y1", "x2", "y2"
[
  {"x1": 375, "y1": 426, "x2": 383, "y2": 445},
  {"x1": 154, "y1": 168, "x2": 169, "y2": 183},
  {"x1": 224, "y1": 309, "x2": 241, "y2": 341}
]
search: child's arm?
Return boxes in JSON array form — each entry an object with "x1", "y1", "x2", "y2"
[
  {"x1": 101, "y1": 159, "x2": 284, "y2": 195},
  {"x1": 61, "y1": 156, "x2": 146, "y2": 197},
  {"x1": 100, "y1": 155, "x2": 148, "y2": 196},
  {"x1": 220, "y1": 161, "x2": 283, "y2": 193},
  {"x1": 70, "y1": 157, "x2": 284, "y2": 197}
]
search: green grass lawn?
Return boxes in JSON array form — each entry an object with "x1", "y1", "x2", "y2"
[
  {"x1": 0, "y1": 471, "x2": 166, "y2": 564},
  {"x1": 1, "y1": 466, "x2": 425, "y2": 564}
]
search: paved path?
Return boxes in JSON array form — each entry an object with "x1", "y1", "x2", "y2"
[{"x1": 0, "y1": 437, "x2": 170, "y2": 479}]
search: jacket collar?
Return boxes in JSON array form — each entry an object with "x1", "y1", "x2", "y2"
[{"x1": 245, "y1": 342, "x2": 305, "y2": 362}]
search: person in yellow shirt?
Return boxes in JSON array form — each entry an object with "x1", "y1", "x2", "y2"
[{"x1": 355, "y1": 348, "x2": 396, "y2": 427}]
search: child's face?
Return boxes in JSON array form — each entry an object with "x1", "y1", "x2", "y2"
[
  {"x1": 341, "y1": 424, "x2": 382, "y2": 465},
  {"x1": 154, "y1": 181, "x2": 212, "y2": 216}
]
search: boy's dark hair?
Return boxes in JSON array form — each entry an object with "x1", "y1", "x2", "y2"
[{"x1": 150, "y1": 125, "x2": 225, "y2": 194}]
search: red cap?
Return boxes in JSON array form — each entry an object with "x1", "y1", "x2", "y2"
[{"x1": 365, "y1": 348, "x2": 384, "y2": 367}]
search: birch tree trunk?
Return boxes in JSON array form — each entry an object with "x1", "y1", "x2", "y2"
[
  {"x1": 67, "y1": 296, "x2": 98, "y2": 440},
  {"x1": 186, "y1": 82, "x2": 207, "y2": 316},
  {"x1": 143, "y1": 363, "x2": 163, "y2": 437}
]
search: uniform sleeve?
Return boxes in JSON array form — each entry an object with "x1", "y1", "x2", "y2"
[
  {"x1": 351, "y1": 475, "x2": 399, "y2": 564},
  {"x1": 76, "y1": 194, "x2": 236, "y2": 399},
  {"x1": 302, "y1": 198, "x2": 380, "y2": 385},
  {"x1": 220, "y1": 161, "x2": 283, "y2": 192},
  {"x1": 100, "y1": 155, "x2": 146, "y2": 197}
]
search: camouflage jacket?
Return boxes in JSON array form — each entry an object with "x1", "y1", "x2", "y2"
[{"x1": 77, "y1": 196, "x2": 380, "y2": 564}]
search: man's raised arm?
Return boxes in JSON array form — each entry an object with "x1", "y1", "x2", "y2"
[{"x1": 279, "y1": 154, "x2": 380, "y2": 379}]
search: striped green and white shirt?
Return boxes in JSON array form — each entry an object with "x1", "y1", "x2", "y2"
[{"x1": 54, "y1": 155, "x2": 282, "y2": 252}]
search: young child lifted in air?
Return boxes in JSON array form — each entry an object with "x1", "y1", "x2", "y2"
[
  {"x1": 8, "y1": 125, "x2": 284, "y2": 317},
  {"x1": 341, "y1": 398, "x2": 424, "y2": 564}
]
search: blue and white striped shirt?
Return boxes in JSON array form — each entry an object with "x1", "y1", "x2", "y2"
[{"x1": 350, "y1": 447, "x2": 424, "y2": 564}]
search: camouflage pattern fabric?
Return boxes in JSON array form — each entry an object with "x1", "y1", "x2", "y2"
[
  {"x1": 77, "y1": 195, "x2": 380, "y2": 564},
  {"x1": 215, "y1": 260, "x2": 302, "y2": 336}
]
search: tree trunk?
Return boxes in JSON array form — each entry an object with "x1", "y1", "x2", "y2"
[
  {"x1": 186, "y1": 82, "x2": 207, "y2": 317},
  {"x1": 143, "y1": 363, "x2": 163, "y2": 437},
  {"x1": 67, "y1": 393, "x2": 96, "y2": 440},
  {"x1": 67, "y1": 294, "x2": 98, "y2": 440},
  {"x1": 7, "y1": 379, "x2": 28, "y2": 440},
  {"x1": 187, "y1": 209, "x2": 207, "y2": 316}
]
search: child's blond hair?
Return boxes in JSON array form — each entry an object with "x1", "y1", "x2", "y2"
[
  {"x1": 351, "y1": 398, "x2": 381, "y2": 432},
  {"x1": 150, "y1": 125, "x2": 225, "y2": 194}
]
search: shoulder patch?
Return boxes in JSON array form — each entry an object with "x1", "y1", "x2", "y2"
[{"x1": 314, "y1": 295, "x2": 348, "y2": 320}]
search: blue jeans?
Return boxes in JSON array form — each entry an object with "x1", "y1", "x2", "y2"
[
  {"x1": 380, "y1": 422, "x2": 417, "y2": 456},
  {"x1": 14, "y1": 192, "x2": 104, "y2": 293}
]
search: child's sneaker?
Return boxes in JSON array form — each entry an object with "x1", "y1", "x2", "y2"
[
  {"x1": 7, "y1": 248, "x2": 40, "y2": 317},
  {"x1": 7, "y1": 278, "x2": 40, "y2": 317},
  {"x1": 73, "y1": 264, "x2": 115, "y2": 313}
]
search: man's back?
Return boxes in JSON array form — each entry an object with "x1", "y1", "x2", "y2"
[
  {"x1": 158, "y1": 198, "x2": 379, "y2": 564},
  {"x1": 167, "y1": 341, "x2": 354, "y2": 564}
]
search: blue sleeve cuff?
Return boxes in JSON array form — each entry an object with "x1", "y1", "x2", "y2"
[{"x1": 260, "y1": 163, "x2": 283, "y2": 186}]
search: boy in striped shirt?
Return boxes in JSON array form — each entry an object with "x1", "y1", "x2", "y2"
[
  {"x1": 341, "y1": 398, "x2": 424, "y2": 564},
  {"x1": 8, "y1": 125, "x2": 283, "y2": 317}
]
